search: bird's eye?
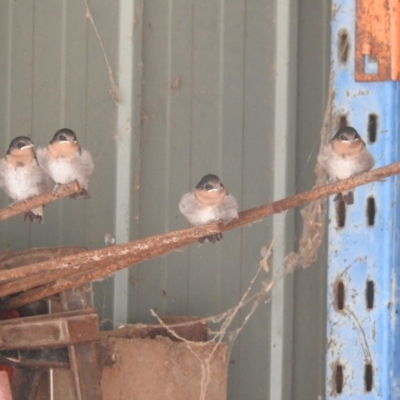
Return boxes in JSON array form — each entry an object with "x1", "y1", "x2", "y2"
[
  {"x1": 17, "y1": 142, "x2": 24, "y2": 149},
  {"x1": 340, "y1": 134, "x2": 347, "y2": 141},
  {"x1": 205, "y1": 184, "x2": 213, "y2": 190},
  {"x1": 59, "y1": 135, "x2": 66, "y2": 141}
]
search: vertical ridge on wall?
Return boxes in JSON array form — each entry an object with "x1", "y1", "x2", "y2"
[
  {"x1": 0, "y1": 1, "x2": 14, "y2": 248},
  {"x1": 293, "y1": 1, "x2": 331, "y2": 398},
  {"x1": 327, "y1": 0, "x2": 400, "y2": 398},
  {"x1": 112, "y1": 0, "x2": 137, "y2": 327},
  {"x1": 270, "y1": 0, "x2": 298, "y2": 398}
]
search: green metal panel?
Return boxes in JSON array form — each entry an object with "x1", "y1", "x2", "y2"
[
  {"x1": 0, "y1": 0, "x2": 119, "y2": 320},
  {"x1": 132, "y1": 3, "x2": 277, "y2": 399},
  {"x1": 0, "y1": 0, "x2": 35, "y2": 250},
  {"x1": 293, "y1": 1, "x2": 331, "y2": 399},
  {"x1": 0, "y1": 0, "x2": 330, "y2": 398}
]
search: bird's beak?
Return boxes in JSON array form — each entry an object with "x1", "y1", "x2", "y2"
[{"x1": 61, "y1": 139, "x2": 77, "y2": 144}]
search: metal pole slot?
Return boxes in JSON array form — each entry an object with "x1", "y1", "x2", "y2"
[
  {"x1": 335, "y1": 280, "x2": 345, "y2": 311},
  {"x1": 366, "y1": 197, "x2": 376, "y2": 226},
  {"x1": 366, "y1": 280, "x2": 375, "y2": 309},
  {"x1": 364, "y1": 363, "x2": 373, "y2": 392},
  {"x1": 335, "y1": 364, "x2": 344, "y2": 393},
  {"x1": 336, "y1": 200, "x2": 346, "y2": 228},
  {"x1": 368, "y1": 114, "x2": 378, "y2": 143},
  {"x1": 338, "y1": 30, "x2": 349, "y2": 64}
]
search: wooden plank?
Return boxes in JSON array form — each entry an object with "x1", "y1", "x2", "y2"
[
  {"x1": 61, "y1": 286, "x2": 103, "y2": 400},
  {"x1": 0, "y1": 310, "x2": 98, "y2": 350}
]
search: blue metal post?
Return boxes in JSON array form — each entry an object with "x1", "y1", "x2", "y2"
[{"x1": 327, "y1": 0, "x2": 400, "y2": 398}]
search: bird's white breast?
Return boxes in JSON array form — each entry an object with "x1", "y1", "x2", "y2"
[
  {"x1": 2, "y1": 163, "x2": 43, "y2": 200},
  {"x1": 47, "y1": 158, "x2": 77, "y2": 184},
  {"x1": 191, "y1": 206, "x2": 218, "y2": 225},
  {"x1": 318, "y1": 146, "x2": 373, "y2": 180}
]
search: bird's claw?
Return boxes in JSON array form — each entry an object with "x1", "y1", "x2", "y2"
[
  {"x1": 343, "y1": 192, "x2": 354, "y2": 205},
  {"x1": 333, "y1": 192, "x2": 343, "y2": 203},
  {"x1": 334, "y1": 191, "x2": 354, "y2": 205},
  {"x1": 70, "y1": 188, "x2": 90, "y2": 199},
  {"x1": 23, "y1": 211, "x2": 43, "y2": 224},
  {"x1": 198, "y1": 233, "x2": 223, "y2": 244},
  {"x1": 52, "y1": 183, "x2": 62, "y2": 197}
]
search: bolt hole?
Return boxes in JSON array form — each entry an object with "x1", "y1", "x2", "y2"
[
  {"x1": 338, "y1": 30, "x2": 349, "y2": 64},
  {"x1": 367, "y1": 197, "x2": 376, "y2": 226},
  {"x1": 366, "y1": 280, "x2": 374, "y2": 310},
  {"x1": 335, "y1": 364, "x2": 344, "y2": 393},
  {"x1": 368, "y1": 114, "x2": 378, "y2": 143},
  {"x1": 336, "y1": 200, "x2": 346, "y2": 228},
  {"x1": 365, "y1": 363, "x2": 373, "y2": 392},
  {"x1": 335, "y1": 280, "x2": 345, "y2": 311}
]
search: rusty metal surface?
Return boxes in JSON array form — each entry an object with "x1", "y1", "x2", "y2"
[
  {"x1": 356, "y1": 0, "x2": 400, "y2": 81},
  {"x1": 11, "y1": 368, "x2": 44, "y2": 400},
  {"x1": 61, "y1": 286, "x2": 103, "y2": 400},
  {"x1": 0, "y1": 348, "x2": 69, "y2": 369},
  {"x1": 0, "y1": 309, "x2": 99, "y2": 350},
  {"x1": 68, "y1": 342, "x2": 104, "y2": 400},
  {"x1": 330, "y1": 0, "x2": 400, "y2": 397}
]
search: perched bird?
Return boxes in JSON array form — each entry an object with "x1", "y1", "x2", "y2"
[
  {"x1": 179, "y1": 174, "x2": 238, "y2": 243},
  {"x1": 0, "y1": 136, "x2": 49, "y2": 223},
  {"x1": 37, "y1": 128, "x2": 94, "y2": 199},
  {"x1": 318, "y1": 126, "x2": 375, "y2": 205}
]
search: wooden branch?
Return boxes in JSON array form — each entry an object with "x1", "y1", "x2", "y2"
[
  {"x1": 0, "y1": 181, "x2": 81, "y2": 222},
  {"x1": 1, "y1": 161, "x2": 400, "y2": 310}
]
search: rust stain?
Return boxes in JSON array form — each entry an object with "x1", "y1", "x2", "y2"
[{"x1": 355, "y1": 0, "x2": 400, "y2": 81}]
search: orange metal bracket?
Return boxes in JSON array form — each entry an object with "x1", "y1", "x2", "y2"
[{"x1": 356, "y1": 0, "x2": 400, "y2": 81}]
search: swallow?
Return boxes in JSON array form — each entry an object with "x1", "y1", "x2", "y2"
[
  {"x1": 179, "y1": 174, "x2": 238, "y2": 243},
  {"x1": 0, "y1": 136, "x2": 50, "y2": 223},
  {"x1": 318, "y1": 126, "x2": 375, "y2": 205},
  {"x1": 37, "y1": 128, "x2": 94, "y2": 199}
]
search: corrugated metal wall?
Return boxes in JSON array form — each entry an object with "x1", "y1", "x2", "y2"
[{"x1": 0, "y1": 1, "x2": 330, "y2": 399}]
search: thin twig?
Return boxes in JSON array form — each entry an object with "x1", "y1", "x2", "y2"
[
  {"x1": 1, "y1": 162, "x2": 399, "y2": 310},
  {"x1": 0, "y1": 181, "x2": 81, "y2": 223},
  {"x1": 83, "y1": 0, "x2": 120, "y2": 104}
]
